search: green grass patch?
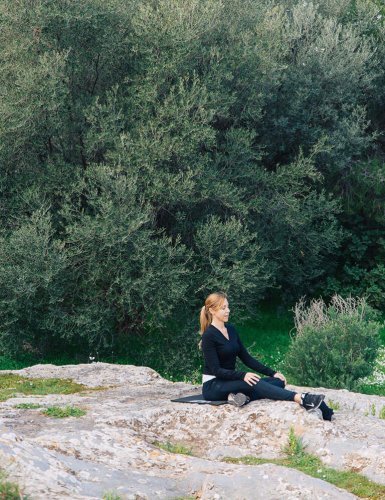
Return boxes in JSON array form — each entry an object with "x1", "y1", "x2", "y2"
[
  {"x1": 0, "y1": 373, "x2": 96, "y2": 402},
  {"x1": 0, "y1": 356, "x2": 31, "y2": 371},
  {"x1": 0, "y1": 481, "x2": 23, "y2": 499},
  {"x1": 153, "y1": 441, "x2": 193, "y2": 456},
  {"x1": 14, "y1": 402, "x2": 42, "y2": 409},
  {"x1": 223, "y1": 428, "x2": 385, "y2": 499},
  {"x1": 356, "y1": 384, "x2": 385, "y2": 397},
  {"x1": 42, "y1": 405, "x2": 86, "y2": 418},
  {"x1": 0, "y1": 470, "x2": 25, "y2": 499},
  {"x1": 237, "y1": 305, "x2": 293, "y2": 370}
]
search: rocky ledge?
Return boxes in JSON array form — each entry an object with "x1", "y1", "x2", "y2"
[{"x1": 1, "y1": 363, "x2": 385, "y2": 499}]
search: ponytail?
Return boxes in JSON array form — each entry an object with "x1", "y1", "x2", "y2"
[
  {"x1": 199, "y1": 305, "x2": 212, "y2": 335},
  {"x1": 198, "y1": 291, "x2": 227, "y2": 349}
]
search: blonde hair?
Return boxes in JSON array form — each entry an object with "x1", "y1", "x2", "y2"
[{"x1": 199, "y1": 291, "x2": 228, "y2": 335}]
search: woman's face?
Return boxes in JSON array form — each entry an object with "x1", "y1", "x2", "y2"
[{"x1": 210, "y1": 299, "x2": 230, "y2": 323}]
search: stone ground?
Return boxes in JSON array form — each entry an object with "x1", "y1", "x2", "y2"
[{"x1": 0, "y1": 363, "x2": 384, "y2": 499}]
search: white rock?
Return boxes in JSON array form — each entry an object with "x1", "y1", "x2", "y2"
[{"x1": 1, "y1": 363, "x2": 384, "y2": 499}]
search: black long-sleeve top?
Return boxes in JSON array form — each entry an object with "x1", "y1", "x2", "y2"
[{"x1": 201, "y1": 323, "x2": 276, "y2": 381}]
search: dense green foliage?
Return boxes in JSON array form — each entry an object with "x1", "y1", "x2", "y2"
[
  {"x1": 1, "y1": 0, "x2": 385, "y2": 359},
  {"x1": 284, "y1": 297, "x2": 382, "y2": 389}
]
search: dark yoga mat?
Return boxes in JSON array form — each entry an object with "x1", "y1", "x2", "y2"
[{"x1": 171, "y1": 394, "x2": 228, "y2": 406}]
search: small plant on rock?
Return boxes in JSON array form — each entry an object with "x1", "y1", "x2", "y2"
[
  {"x1": 102, "y1": 492, "x2": 121, "y2": 500},
  {"x1": 153, "y1": 441, "x2": 193, "y2": 456},
  {"x1": 0, "y1": 470, "x2": 25, "y2": 499},
  {"x1": 42, "y1": 406, "x2": 86, "y2": 418},
  {"x1": 327, "y1": 400, "x2": 340, "y2": 411},
  {"x1": 283, "y1": 427, "x2": 306, "y2": 459},
  {"x1": 371, "y1": 403, "x2": 377, "y2": 416},
  {"x1": 14, "y1": 402, "x2": 42, "y2": 409}
]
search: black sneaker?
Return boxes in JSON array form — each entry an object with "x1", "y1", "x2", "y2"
[
  {"x1": 227, "y1": 392, "x2": 250, "y2": 407},
  {"x1": 301, "y1": 393, "x2": 325, "y2": 411},
  {"x1": 323, "y1": 408, "x2": 334, "y2": 421}
]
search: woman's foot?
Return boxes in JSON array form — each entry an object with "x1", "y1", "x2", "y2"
[
  {"x1": 319, "y1": 401, "x2": 334, "y2": 421},
  {"x1": 300, "y1": 393, "x2": 325, "y2": 411},
  {"x1": 228, "y1": 392, "x2": 250, "y2": 407}
]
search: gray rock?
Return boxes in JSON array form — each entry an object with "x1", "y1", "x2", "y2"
[
  {"x1": 199, "y1": 463, "x2": 357, "y2": 499},
  {"x1": 1, "y1": 363, "x2": 384, "y2": 499}
]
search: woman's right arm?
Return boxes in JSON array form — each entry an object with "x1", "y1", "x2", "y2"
[{"x1": 201, "y1": 334, "x2": 246, "y2": 380}]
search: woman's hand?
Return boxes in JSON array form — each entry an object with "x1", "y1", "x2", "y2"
[
  {"x1": 244, "y1": 372, "x2": 260, "y2": 386},
  {"x1": 273, "y1": 372, "x2": 287, "y2": 384}
]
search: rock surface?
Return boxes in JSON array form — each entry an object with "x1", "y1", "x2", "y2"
[{"x1": 0, "y1": 363, "x2": 384, "y2": 499}]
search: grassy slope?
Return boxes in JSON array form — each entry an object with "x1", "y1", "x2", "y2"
[{"x1": 237, "y1": 305, "x2": 294, "y2": 370}]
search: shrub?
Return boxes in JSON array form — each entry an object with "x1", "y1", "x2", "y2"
[
  {"x1": 0, "y1": 208, "x2": 67, "y2": 357},
  {"x1": 284, "y1": 295, "x2": 381, "y2": 389}
]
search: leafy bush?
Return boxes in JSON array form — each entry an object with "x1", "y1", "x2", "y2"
[
  {"x1": 284, "y1": 295, "x2": 381, "y2": 389},
  {"x1": 0, "y1": 208, "x2": 67, "y2": 357},
  {"x1": 326, "y1": 263, "x2": 385, "y2": 311},
  {"x1": 322, "y1": 160, "x2": 385, "y2": 309}
]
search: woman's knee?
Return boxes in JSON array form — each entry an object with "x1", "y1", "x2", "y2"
[
  {"x1": 204, "y1": 379, "x2": 252, "y2": 400},
  {"x1": 266, "y1": 377, "x2": 285, "y2": 388}
]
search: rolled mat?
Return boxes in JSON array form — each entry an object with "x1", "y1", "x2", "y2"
[{"x1": 171, "y1": 394, "x2": 228, "y2": 405}]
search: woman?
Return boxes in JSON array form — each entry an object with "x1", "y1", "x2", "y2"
[{"x1": 200, "y1": 292, "x2": 334, "y2": 421}]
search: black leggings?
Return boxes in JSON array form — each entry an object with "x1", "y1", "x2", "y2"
[{"x1": 202, "y1": 376, "x2": 297, "y2": 402}]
